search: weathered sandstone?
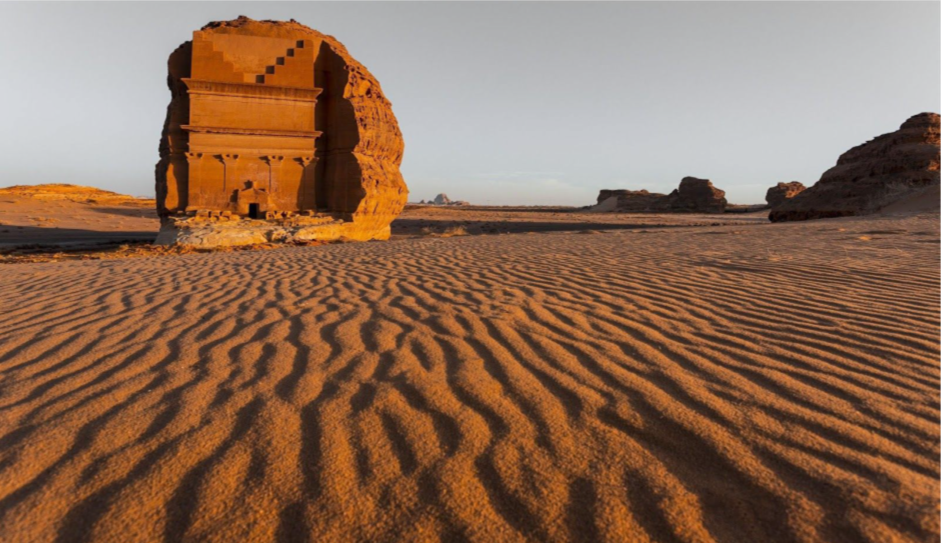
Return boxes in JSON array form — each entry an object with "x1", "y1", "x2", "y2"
[
  {"x1": 770, "y1": 113, "x2": 940, "y2": 222},
  {"x1": 155, "y1": 16, "x2": 407, "y2": 247},
  {"x1": 665, "y1": 177, "x2": 727, "y2": 213},
  {"x1": 594, "y1": 177, "x2": 727, "y2": 213},
  {"x1": 596, "y1": 189, "x2": 668, "y2": 212},
  {"x1": 765, "y1": 181, "x2": 806, "y2": 209}
]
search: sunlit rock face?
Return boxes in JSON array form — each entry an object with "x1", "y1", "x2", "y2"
[
  {"x1": 765, "y1": 182, "x2": 806, "y2": 209},
  {"x1": 155, "y1": 16, "x2": 407, "y2": 246},
  {"x1": 770, "y1": 113, "x2": 940, "y2": 223}
]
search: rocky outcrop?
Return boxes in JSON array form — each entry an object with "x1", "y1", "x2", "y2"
[
  {"x1": 765, "y1": 182, "x2": 806, "y2": 209},
  {"x1": 155, "y1": 17, "x2": 407, "y2": 247},
  {"x1": 420, "y1": 194, "x2": 469, "y2": 206},
  {"x1": 665, "y1": 177, "x2": 727, "y2": 213},
  {"x1": 770, "y1": 113, "x2": 940, "y2": 222},
  {"x1": 594, "y1": 177, "x2": 727, "y2": 214},
  {"x1": 598, "y1": 190, "x2": 668, "y2": 212},
  {"x1": 596, "y1": 190, "x2": 631, "y2": 205}
]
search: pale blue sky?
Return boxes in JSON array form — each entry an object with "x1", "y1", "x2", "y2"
[{"x1": 1, "y1": 2, "x2": 938, "y2": 205}]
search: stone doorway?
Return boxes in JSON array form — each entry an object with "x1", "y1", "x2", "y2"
[{"x1": 248, "y1": 203, "x2": 261, "y2": 219}]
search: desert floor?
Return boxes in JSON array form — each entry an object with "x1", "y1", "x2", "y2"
[
  {"x1": 0, "y1": 207, "x2": 939, "y2": 542},
  {"x1": 0, "y1": 185, "x2": 157, "y2": 250},
  {"x1": 0, "y1": 184, "x2": 768, "y2": 257}
]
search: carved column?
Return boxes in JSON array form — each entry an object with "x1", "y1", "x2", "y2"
[
  {"x1": 299, "y1": 156, "x2": 319, "y2": 211},
  {"x1": 184, "y1": 152, "x2": 203, "y2": 210},
  {"x1": 221, "y1": 154, "x2": 239, "y2": 195},
  {"x1": 263, "y1": 155, "x2": 284, "y2": 195}
]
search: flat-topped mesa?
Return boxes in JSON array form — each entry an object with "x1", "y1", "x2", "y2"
[
  {"x1": 594, "y1": 177, "x2": 727, "y2": 213},
  {"x1": 155, "y1": 16, "x2": 407, "y2": 246},
  {"x1": 770, "y1": 113, "x2": 940, "y2": 222}
]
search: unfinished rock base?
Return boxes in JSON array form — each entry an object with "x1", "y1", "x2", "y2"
[{"x1": 155, "y1": 212, "x2": 389, "y2": 248}]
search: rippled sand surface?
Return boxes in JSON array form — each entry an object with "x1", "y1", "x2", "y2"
[{"x1": 1, "y1": 213, "x2": 938, "y2": 542}]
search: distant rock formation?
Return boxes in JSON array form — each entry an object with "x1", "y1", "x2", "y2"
[
  {"x1": 666, "y1": 177, "x2": 727, "y2": 213},
  {"x1": 0, "y1": 184, "x2": 153, "y2": 207},
  {"x1": 155, "y1": 16, "x2": 407, "y2": 247},
  {"x1": 598, "y1": 189, "x2": 669, "y2": 212},
  {"x1": 765, "y1": 182, "x2": 806, "y2": 209},
  {"x1": 594, "y1": 177, "x2": 727, "y2": 214},
  {"x1": 420, "y1": 194, "x2": 469, "y2": 206},
  {"x1": 596, "y1": 190, "x2": 634, "y2": 205},
  {"x1": 770, "y1": 113, "x2": 940, "y2": 222}
]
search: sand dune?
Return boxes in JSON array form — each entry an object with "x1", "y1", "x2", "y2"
[{"x1": 0, "y1": 212, "x2": 938, "y2": 542}]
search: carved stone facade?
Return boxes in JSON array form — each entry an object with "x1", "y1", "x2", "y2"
[{"x1": 156, "y1": 17, "x2": 407, "y2": 246}]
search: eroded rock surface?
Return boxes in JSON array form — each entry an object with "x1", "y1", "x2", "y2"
[
  {"x1": 770, "y1": 113, "x2": 940, "y2": 222},
  {"x1": 594, "y1": 177, "x2": 727, "y2": 214},
  {"x1": 765, "y1": 182, "x2": 806, "y2": 209},
  {"x1": 155, "y1": 16, "x2": 407, "y2": 247},
  {"x1": 599, "y1": 190, "x2": 668, "y2": 212},
  {"x1": 665, "y1": 177, "x2": 727, "y2": 213}
]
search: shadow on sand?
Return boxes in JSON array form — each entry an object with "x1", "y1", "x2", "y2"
[{"x1": 0, "y1": 225, "x2": 157, "y2": 250}]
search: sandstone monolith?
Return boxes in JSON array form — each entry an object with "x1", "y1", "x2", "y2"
[{"x1": 155, "y1": 16, "x2": 407, "y2": 247}]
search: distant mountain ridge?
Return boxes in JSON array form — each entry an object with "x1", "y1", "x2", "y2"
[{"x1": 0, "y1": 184, "x2": 153, "y2": 206}]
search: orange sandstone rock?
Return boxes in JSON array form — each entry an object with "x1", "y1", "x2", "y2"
[{"x1": 155, "y1": 16, "x2": 407, "y2": 246}]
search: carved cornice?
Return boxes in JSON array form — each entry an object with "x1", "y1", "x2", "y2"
[
  {"x1": 181, "y1": 125, "x2": 323, "y2": 138},
  {"x1": 182, "y1": 78, "x2": 322, "y2": 102}
]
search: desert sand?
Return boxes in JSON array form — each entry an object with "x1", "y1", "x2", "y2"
[
  {"x1": 0, "y1": 186, "x2": 767, "y2": 262},
  {"x1": 1, "y1": 204, "x2": 938, "y2": 541},
  {"x1": 0, "y1": 185, "x2": 158, "y2": 249}
]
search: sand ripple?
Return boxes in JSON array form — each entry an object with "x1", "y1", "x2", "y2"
[{"x1": 0, "y1": 214, "x2": 938, "y2": 542}]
